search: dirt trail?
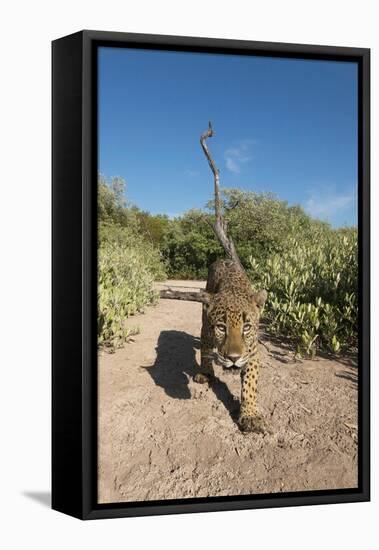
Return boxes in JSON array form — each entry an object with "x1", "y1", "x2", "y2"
[{"x1": 98, "y1": 281, "x2": 358, "y2": 503}]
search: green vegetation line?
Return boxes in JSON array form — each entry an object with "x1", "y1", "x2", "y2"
[{"x1": 98, "y1": 175, "x2": 357, "y2": 356}]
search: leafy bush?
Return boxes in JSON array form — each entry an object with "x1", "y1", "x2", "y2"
[
  {"x1": 98, "y1": 224, "x2": 166, "y2": 351},
  {"x1": 97, "y1": 175, "x2": 358, "y2": 357},
  {"x1": 248, "y1": 228, "x2": 358, "y2": 356},
  {"x1": 208, "y1": 189, "x2": 324, "y2": 261},
  {"x1": 98, "y1": 174, "x2": 139, "y2": 230},
  {"x1": 162, "y1": 210, "x2": 223, "y2": 279},
  {"x1": 135, "y1": 210, "x2": 170, "y2": 246},
  {"x1": 161, "y1": 190, "x2": 330, "y2": 279}
]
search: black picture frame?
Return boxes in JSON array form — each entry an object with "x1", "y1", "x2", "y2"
[{"x1": 52, "y1": 30, "x2": 370, "y2": 520}]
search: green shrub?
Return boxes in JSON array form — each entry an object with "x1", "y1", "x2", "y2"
[
  {"x1": 98, "y1": 223, "x2": 166, "y2": 350},
  {"x1": 97, "y1": 175, "x2": 358, "y2": 357},
  {"x1": 161, "y1": 190, "x2": 331, "y2": 279},
  {"x1": 161, "y1": 210, "x2": 223, "y2": 279},
  {"x1": 248, "y1": 228, "x2": 358, "y2": 356}
]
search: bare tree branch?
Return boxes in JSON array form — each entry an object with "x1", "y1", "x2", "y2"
[
  {"x1": 160, "y1": 122, "x2": 244, "y2": 303},
  {"x1": 200, "y1": 122, "x2": 222, "y2": 221},
  {"x1": 225, "y1": 200, "x2": 239, "y2": 212},
  {"x1": 200, "y1": 122, "x2": 244, "y2": 272},
  {"x1": 159, "y1": 289, "x2": 210, "y2": 304}
]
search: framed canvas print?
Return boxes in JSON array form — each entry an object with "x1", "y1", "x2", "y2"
[{"x1": 52, "y1": 30, "x2": 370, "y2": 520}]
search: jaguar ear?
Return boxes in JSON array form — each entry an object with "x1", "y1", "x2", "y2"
[
  {"x1": 200, "y1": 291, "x2": 213, "y2": 311},
  {"x1": 253, "y1": 289, "x2": 267, "y2": 309}
]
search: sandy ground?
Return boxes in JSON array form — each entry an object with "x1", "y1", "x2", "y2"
[{"x1": 98, "y1": 280, "x2": 358, "y2": 503}]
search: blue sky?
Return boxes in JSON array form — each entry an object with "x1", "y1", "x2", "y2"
[{"x1": 98, "y1": 47, "x2": 358, "y2": 227}]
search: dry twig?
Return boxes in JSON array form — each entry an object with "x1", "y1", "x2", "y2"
[
  {"x1": 200, "y1": 122, "x2": 244, "y2": 272},
  {"x1": 160, "y1": 122, "x2": 244, "y2": 303}
]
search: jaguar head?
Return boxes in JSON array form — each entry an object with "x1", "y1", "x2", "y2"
[{"x1": 203, "y1": 289, "x2": 267, "y2": 369}]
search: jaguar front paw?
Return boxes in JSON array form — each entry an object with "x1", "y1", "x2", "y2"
[
  {"x1": 238, "y1": 414, "x2": 270, "y2": 434},
  {"x1": 194, "y1": 372, "x2": 212, "y2": 384}
]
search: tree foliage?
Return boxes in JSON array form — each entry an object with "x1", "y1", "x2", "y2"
[
  {"x1": 248, "y1": 229, "x2": 357, "y2": 356},
  {"x1": 97, "y1": 176, "x2": 357, "y2": 356},
  {"x1": 161, "y1": 189, "x2": 331, "y2": 279},
  {"x1": 98, "y1": 176, "x2": 166, "y2": 350}
]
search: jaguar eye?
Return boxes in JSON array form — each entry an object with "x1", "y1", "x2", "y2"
[
  {"x1": 216, "y1": 324, "x2": 226, "y2": 333},
  {"x1": 243, "y1": 323, "x2": 252, "y2": 332}
]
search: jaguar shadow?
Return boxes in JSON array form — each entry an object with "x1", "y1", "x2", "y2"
[{"x1": 142, "y1": 330, "x2": 238, "y2": 419}]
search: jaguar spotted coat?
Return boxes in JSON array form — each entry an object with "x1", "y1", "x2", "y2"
[{"x1": 194, "y1": 259, "x2": 268, "y2": 433}]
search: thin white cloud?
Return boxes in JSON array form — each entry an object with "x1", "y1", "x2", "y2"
[
  {"x1": 224, "y1": 140, "x2": 255, "y2": 174},
  {"x1": 184, "y1": 169, "x2": 199, "y2": 178},
  {"x1": 304, "y1": 185, "x2": 356, "y2": 222},
  {"x1": 226, "y1": 157, "x2": 240, "y2": 173}
]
